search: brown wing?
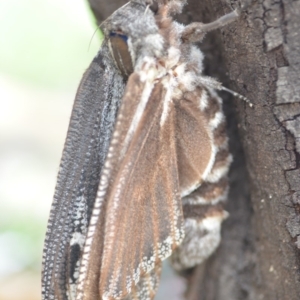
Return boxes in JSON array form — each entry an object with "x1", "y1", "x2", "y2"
[
  {"x1": 175, "y1": 88, "x2": 214, "y2": 196},
  {"x1": 126, "y1": 262, "x2": 162, "y2": 300},
  {"x1": 76, "y1": 73, "x2": 184, "y2": 300}
]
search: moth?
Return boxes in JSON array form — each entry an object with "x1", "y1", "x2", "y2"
[{"x1": 42, "y1": 0, "x2": 249, "y2": 299}]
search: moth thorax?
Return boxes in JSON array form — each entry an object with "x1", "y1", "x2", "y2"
[{"x1": 108, "y1": 32, "x2": 134, "y2": 78}]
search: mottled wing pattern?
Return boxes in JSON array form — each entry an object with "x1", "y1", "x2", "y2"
[
  {"x1": 123, "y1": 263, "x2": 162, "y2": 300},
  {"x1": 76, "y1": 73, "x2": 184, "y2": 300},
  {"x1": 41, "y1": 46, "x2": 125, "y2": 300}
]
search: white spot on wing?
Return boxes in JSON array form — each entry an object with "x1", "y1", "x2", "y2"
[{"x1": 70, "y1": 232, "x2": 86, "y2": 247}]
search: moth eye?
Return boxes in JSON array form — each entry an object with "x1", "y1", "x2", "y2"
[
  {"x1": 109, "y1": 31, "x2": 134, "y2": 78},
  {"x1": 149, "y1": 1, "x2": 159, "y2": 14}
]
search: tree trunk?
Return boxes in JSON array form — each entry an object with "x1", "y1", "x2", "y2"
[{"x1": 86, "y1": 0, "x2": 300, "y2": 299}]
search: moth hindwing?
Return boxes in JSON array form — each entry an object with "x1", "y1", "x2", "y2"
[{"x1": 42, "y1": 0, "x2": 239, "y2": 299}]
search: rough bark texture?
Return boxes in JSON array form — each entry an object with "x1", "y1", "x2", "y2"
[{"x1": 87, "y1": 0, "x2": 300, "y2": 299}]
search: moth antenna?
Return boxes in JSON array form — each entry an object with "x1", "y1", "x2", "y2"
[
  {"x1": 221, "y1": 86, "x2": 253, "y2": 107},
  {"x1": 88, "y1": 23, "x2": 103, "y2": 51},
  {"x1": 198, "y1": 76, "x2": 253, "y2": 107}
]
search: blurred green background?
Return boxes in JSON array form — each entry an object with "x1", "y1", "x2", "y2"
[
  {"x1": 0, "y1": 1, "x2": 100, "y2": 299},
  {"x1": 0, "y1": 1, "x2": 185, "y2": 299}
]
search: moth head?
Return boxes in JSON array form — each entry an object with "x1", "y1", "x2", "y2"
[{"x1": 105, "y1": 1, "x2": 165, "y2": 77}]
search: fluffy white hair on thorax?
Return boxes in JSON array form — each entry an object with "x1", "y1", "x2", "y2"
[
  {"x1": 144, "y1": 33, "x2": 164, "y2": 57},
  {"x1": 133, "y1": 33, "x2": 164, "y2": 72},
  {"x1": 181, "y1": 71, "x2": 197, "y2": 91},
  {"x1": 189, "y1": 45, "x2": 204, "y2": 73},
  {"x1": 166, "y1": 46, "x2": 181, "y2": 68},
  {"x1": 174, "y1": 63, "x2": 186, "y2": 79},
  {"x1": 138, "y1": 57, "x2": 160, "y2": 82},
  {"x1": 171, "y1": 21, "x2": 185, "y2": 43}
]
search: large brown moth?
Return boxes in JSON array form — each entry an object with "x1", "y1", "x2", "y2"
[{"x1": 42, "y1": 0, "x2": 249, "y2": 299}]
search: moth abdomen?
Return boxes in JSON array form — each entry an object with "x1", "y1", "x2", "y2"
[
  {"x1": 171, "y1": 87, "x2": 231, "y2": 271},
  {"x1": 183, "y1": 178, "x2": 229, "y2": 206}
]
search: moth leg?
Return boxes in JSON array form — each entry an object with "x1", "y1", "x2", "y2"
[
  {"x1": 181, "y1": 9, "x2": 239, "y2": 42},
  {"x1": 171, "y1": 89, "x2": 232, "y2": 271}
]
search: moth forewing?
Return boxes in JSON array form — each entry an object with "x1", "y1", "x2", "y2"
[
  {"x1": 76, "y1": 73, "x2": 185, "y2": 300},
  {"x1": 41, "y1": 42, "x2": 126, "y2": 300}
]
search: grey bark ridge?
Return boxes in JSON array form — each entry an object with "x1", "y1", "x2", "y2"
[{"x1": 86, "y1": 0, "x2": 300, "y2": 299}]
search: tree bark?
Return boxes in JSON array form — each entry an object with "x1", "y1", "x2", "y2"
[{"x1": 86, "y1": 0, "x2": 300, "y2": 299}]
